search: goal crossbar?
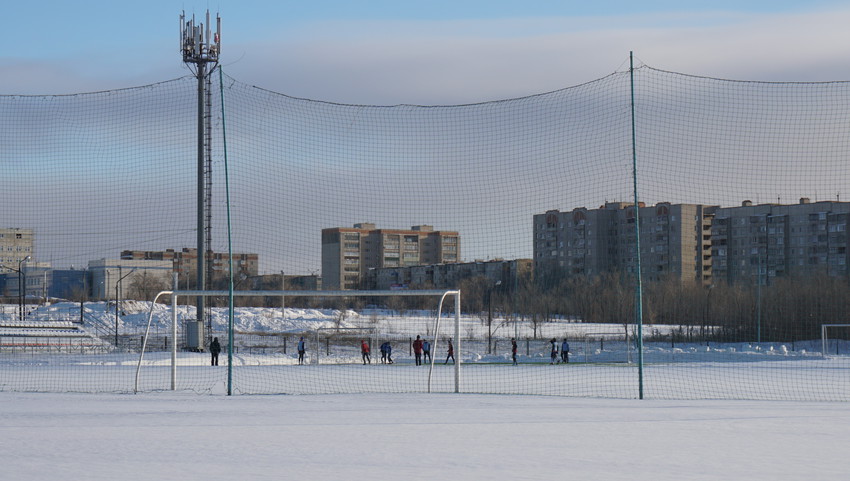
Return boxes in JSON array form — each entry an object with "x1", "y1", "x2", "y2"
[{"x1": 134, "y1": 289, "x2": 461, "y2": 394}]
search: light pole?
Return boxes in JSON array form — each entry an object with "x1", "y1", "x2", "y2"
[
  {"x1": 18, "y1": 255, "x2": 31, "y2": 321},
  {"x1": 115, "y1": 268, "x2": 136, "y2": 347},
  {"x1": 703, "y1": 284, "x2": 714, "y2": 346},
  {"x1": 486, "y1": 280, "x2": 502, "y2": 354}
]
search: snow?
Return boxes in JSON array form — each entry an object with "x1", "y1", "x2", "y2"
[
  {"x1": 3, "y1": 302, "x2": 850, "y2": 478},
  {"x1": 1, "y1": 391, "x2": 848, "y2": 480}
]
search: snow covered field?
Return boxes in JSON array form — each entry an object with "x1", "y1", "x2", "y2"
[
  {"x1": 2, "y1": 302, "x2": 849, "y2": 478},
  {"x1": 2, "y1": 391, "x2": 848, "y2": 480},
  {"x1": 2, "y1": 301, "x2": 849, "y2": 400}
]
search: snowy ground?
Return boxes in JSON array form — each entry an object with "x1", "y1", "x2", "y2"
[{"x1": 1, "y1": 391, "x2": 848, "y2": 480}]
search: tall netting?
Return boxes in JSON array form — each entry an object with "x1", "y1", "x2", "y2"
[{"x1": 2, "y1": 64, "x2": 850, "y2": 400}]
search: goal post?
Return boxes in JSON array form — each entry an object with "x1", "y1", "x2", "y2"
[
  {"x1": 821, "y1": 324, "x2": 850, "y2": 358},
  {"x1": 134, "y1": 289, "x2": 461, "y2": 394}
]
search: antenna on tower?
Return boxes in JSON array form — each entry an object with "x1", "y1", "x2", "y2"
[
  {"x1": 180, "y1": 10, "x2": 221, "y2": 67},
  {"x1": 180, "y1": 10, "x2": 221, "y2": 341}
]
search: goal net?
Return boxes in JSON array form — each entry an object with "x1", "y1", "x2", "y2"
[
  {"x1": 821, "y1": 324, "x2": 850, "y2": 358},
  {"x1": 5, "y1": 62, "x2": 850, "y2": 400},
  {"x1": 133, "y1": 289, "x2": 464, "y2": 394}
]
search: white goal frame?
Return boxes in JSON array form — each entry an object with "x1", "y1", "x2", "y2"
[
  {"x1": 821, "y1": 324, "x2": 850, "y2": 358},
  {"x1": 313, "y1": 327, "x2": 378, "y2": 365},
  {"x1": 134, "y1": 289, "x2": 461, "y2": 394}
]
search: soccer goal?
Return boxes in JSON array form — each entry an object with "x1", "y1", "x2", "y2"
[
  {"x1": 313, "y1": 327, "x2": 378, "y2": 365},
  {"x1": 134, "y1": 289, "x2": 461, "y2": 394},
  {"x1": 821, "y1": 324, "x2": 850, "y2": 357}
]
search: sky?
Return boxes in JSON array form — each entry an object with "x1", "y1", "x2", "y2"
[
  {"x1": 5, "y1": 1, "x2": 850, "y2": 273},
  {"x1": 3, "y1": 1, "x2": 850, "y2": 103}
]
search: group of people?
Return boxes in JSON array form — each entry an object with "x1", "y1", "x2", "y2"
[
  {"x1": 211, "y1": 335, "x2": 569, "y2": 366},
  {"x1": 508, "y1": 337, "x2": 568, "y2": 365},
  {"x1": 360, "y1": 335, "x2": 454, "y2": 365},
  {"x1": 549, "y1": 338, "x2": 570, "y2": 364}
]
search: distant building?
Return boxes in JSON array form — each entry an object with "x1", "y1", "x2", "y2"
[
  {"x1": 120, "y1": 248, "x2": 259, "y2": 283},
  {"x1": 322, "y1": 224, "x2": 460, "y2": 290},
  {"x1": 712, "y1": 198, "x2": 850, "y2": 284},
  {"x1": 246, "y1": 273, "x2": 322, "y2": 291},
  {"x1": 88, "y1": 259, "x2": 173, "y2": 300},
  {"x1": 366, "y1": 258, "x2": 532, "y2": 292},
  {"x1": 0, "y1": 228, "x2": 35, "y2": 275},
  {"x1": 534, "y1": 203, "x2": 716, "y2": 285}
]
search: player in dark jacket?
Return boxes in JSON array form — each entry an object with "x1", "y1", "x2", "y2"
[
  {"x1": 445, "y1": 339, "x2": 455, "y2": 364},
  {"x1": 210, "y1": 337, "x2": 221, "y2": 366},
  {"x1": 550, "y1": 338, "x2": 558, "y2": 365},
  {"x1": 412, "y1": 335, "x2": 424, "y2": 365},
  {"x1": 297, "y1": 337, "x2": 306, "y2": 365}
]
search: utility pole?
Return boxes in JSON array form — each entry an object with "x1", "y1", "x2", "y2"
[{"x1": 180, "y1": 11, "x2": 221, "y2": 340}]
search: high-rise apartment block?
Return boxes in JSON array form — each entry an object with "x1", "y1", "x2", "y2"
[
  {"x1": 534, "y1": 203, "x2": 715, "y2": 285},
  {"x1": 536, "y1": 198, "x2": 850, "y2": 286},
  {"x1": 322, "y1": 224, "x2": 460, "y2": 290},
  {"x1": 711, "y1": 198, "x2": 850, "y2": 284}
]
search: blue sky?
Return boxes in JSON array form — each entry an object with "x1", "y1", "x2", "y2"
[{"x1": 3, "y1": 1, "x2": 850, "y2": 103}]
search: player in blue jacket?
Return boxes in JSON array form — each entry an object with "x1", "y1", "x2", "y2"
[{"x1": 560, "y1": 339, "x2": 570, "y2": 363}]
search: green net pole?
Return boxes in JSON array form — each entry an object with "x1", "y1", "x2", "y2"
[
  {"x1": 218, "y1": 66, "x2": 235, "y2": 396},
  {"x1": 630, "y1": 51, "x2": 645, "y2": 400}
]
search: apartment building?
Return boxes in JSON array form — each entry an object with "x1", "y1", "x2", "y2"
[
  {"x1": 711, "y1": 198, "x2": 850, "y2": 284},
  {"x1": 366, "y1": 258, "x2": 532, "y2": 291},
  {"x1": 322, "y1": 223, "x2": 460, "y2": 290},
  {"x1": 0, "y1": 228, "x2": 34, "y2": 275},
  {"x1": 534, "y1": 202, "x2": 715, "y2": 285},
  {"x1": 121, "y1": 248, "x2": 259, "y2": 282}
]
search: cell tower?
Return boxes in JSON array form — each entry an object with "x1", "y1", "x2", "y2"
[{"x1": 180, "y1": 11, "x2": 221, "y2": 340}]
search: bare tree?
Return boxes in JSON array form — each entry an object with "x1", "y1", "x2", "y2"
[{"x1": 127, "y1": 271, "x2": 170, "y2": 302}]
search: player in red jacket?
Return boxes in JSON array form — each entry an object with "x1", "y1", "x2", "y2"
[
  {"x1": 412, "y1": 335, "x2": 424, "y2": 365},
  {"x1": 361, "y1": 340, "x2": 371, "y2": 364}
]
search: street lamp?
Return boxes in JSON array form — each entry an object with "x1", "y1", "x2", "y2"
[
  {"x1": 115, "y1": 268, "x2": 136, "y2": 347},
  {"x1": 18, "y1": 255, "x2": 31, "y2": 321}
]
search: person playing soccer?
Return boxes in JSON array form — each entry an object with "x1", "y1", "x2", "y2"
[
  {"x1": 561, "y1": 338, "x2": 570, "y2": 364},
  {"x1": 209, "y1": 337, "x2": 221, "y2": 366},
  {"x1": 413, "y1": 335, "x2": 424, "y2": 365},
  {"x1": 511, "y1": 338, "x2": 518, "y2": 365},
  {"x1": 550, "y1": 338, "x2": 558, "y2": 365},
  {"x1": 445, "y1": 339, "x2": 455, "y2": 364},
  {"x1": 297, "y1": 336, "x2": 306, "y2": 365},
  {"x1": 361, "y1": 339, "x2": 371, "y2": 364},
  {"x1": 380, "y1": 341, "x2": 389, "y2": 364}
]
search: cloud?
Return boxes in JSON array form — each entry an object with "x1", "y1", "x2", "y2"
[
  {"x1": 218, "y1": 8, "x2": 850, "y2": 104},
  {"x1": 3, "y1": 7, "x2": 850, "y2": 100}
]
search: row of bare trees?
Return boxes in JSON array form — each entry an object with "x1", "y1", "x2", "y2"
[
  {"x1": 451, "y1": 269, "x2": 850, "y2": 343},
  {"x1": 73, "y1": 265, "x2": 850, "y2": 344}
]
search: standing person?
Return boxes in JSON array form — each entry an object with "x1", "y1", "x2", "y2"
[
  {"x1": 412, "y1": 335, "x2": 424, "y2": 366},
  {"x1": 385, "y1": 341, "x2": 393, "y2": 364},
  {"x1": 209, "y1": 337, "x2": 221, "y2": 366},
  {"x1": 297, "y1": 336, "x2": 306, "y2": 365},
  {"x1": 550, "y1": 338, "x2": 558, "y2": 365},
  {"x1": 380, "y1": 341, "x2": 388, "y2": 364},
  {"x1": 361, "y1": 339, "x2": 371, "y2": 364},
  {"x1": 445, "y1": 339, "x2": 455, "y2": 364},
  {"x1": 422, "y1": 339, "x2": 431, "y2": 363},
  {"x1": 561, "y1": 338, "x2": 570, "y2": 364},
  {"x1": 511, "y1": 338, "x2": 518, "y2": 365}
]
